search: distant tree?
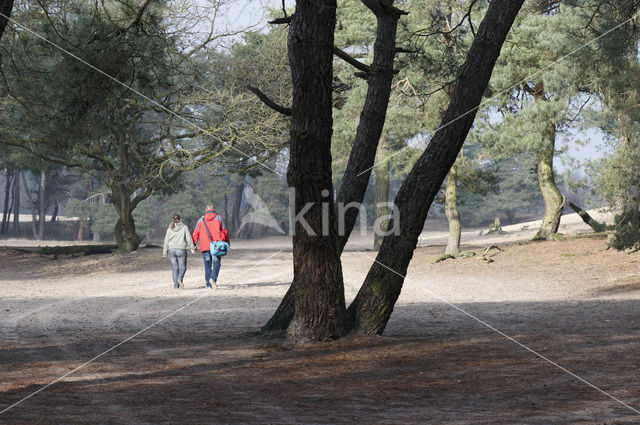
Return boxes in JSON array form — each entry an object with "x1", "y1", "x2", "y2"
[
  {"x1": 0, "y1": 1, "x2": 265, "y2": 251},
  {"x1": 458, "y1": 156, "x2": 541, "y2": 226}
]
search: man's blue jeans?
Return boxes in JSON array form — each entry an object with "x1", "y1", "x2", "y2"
[{"x1": 202, "y1": 250, "x2": 221, "y2": 283}]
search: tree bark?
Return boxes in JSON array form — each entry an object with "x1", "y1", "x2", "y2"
[
  {"x1": 12, "y1": 169, "x2": 20, "y2": 237},
  {"x1": 567, "y1": 201, "x2": 606, "y2": 232},
  {"x1": 444, "y1": 162, "x2": 461, "y2": 256},
  {"x1": 1, "y1": 170, "x2": 11, "y2": 234},
  {"x1": 374, "y1": 137, "x2": 390, "y2": 250},
  {"x1": 111, "y1": 184, "x2": 149, "y2": 252},
  {"x1": 347, "y1": 0, "x2": 525, "y2": 335},
  {"x1": 262, "y1": 0, "x2": 405, "y2": 333},
  {"x1": 38, "y1": 170, "x2": 46, "y2": 240},
  {"x1": 0, "y1": 0, "x2": 14, "y2": 42},
  {"x1": 286, "y1": 0, "x2": 346, "y2": 341},
  {"x1": 336, "y1": 3, "x2": 405, "y2": 249},
  {"x1": 532, "y1": 123, "x2": 564, "y2": 240}
]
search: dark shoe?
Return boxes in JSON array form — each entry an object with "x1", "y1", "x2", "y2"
[{"x1": 205, "y1": 282, "x2": 213, "y2": 289}]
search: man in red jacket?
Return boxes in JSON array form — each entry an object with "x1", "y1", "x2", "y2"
[{"x1": 192, "y1": 203, "x2": 230, "y2": 289}]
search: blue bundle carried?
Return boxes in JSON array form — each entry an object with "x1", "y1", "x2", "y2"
[{"x1": 210, "y1": 240, "x2": 230, "y2": 256}]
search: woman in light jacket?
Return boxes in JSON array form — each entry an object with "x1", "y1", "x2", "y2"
[{"x1": 163, "y1": 214, "x2": 196, "y2": 289}]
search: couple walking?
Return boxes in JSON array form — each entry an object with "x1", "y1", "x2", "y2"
[{"x1": 162, "y1": 203, "x2": 230, "y2": 290}]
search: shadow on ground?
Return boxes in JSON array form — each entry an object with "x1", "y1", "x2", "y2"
[{"x1": 2, "y1": 299, "x2": 640, "y2": 424}]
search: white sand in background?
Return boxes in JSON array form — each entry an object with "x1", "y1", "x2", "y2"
[{"x1": 0, "y1": 209, "x2": 621, "y2": 344}]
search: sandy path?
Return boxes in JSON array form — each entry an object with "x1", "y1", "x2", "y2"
[{"x1": 2, "y1": 229, "x2": 640, "y2": 423}]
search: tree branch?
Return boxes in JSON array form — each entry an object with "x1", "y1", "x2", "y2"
[
  {"x1": 246, "y1": 85, "x2": 292, "y2": 116},
  {"x1": 360, "y1": 0, "x2": 408, "y2": 16},
  {"x1": 269, "y1": 16, "x2": 292, "y2": 25},
  {"x1": 333, "y1": 45, "x2": 371, "y2": 75},
  {"x1": 124, "y1": 0, "x2": 151, "y2": 31}
]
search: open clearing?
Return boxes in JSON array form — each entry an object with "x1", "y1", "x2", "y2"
[{"x1": 2, "y1": 223, "x2": 640, "y2": 423}]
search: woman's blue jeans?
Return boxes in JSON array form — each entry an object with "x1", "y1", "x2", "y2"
[
  {"x1": 202, "y1": 250, "x2": 221, "y2": 283},
  {"x1": 168, "y1": 249, "x2": 187, "y2": 288}
]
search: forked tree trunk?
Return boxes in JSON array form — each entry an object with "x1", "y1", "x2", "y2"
[
  {"x1": 346, "y1": 0, "x2": 525, "y2": 335},
  {"x1": 444, "y1": 162, "x2": 461, "y2": 256},
  {"x1": 12, "y1": 169, "x2": 20, "y2": 237},
  {"x1": 374, "y1": 138, "x2": 390, "y2": 250},
  {"x1": 111, "y1": 184, "x2": 147, "y2": 252},
  {"x1": 262, "y1": 0, "x2": 405, "y2": 333},
  {"x1": 286, "y1": 0, "x2": 346, "y2": 341}
]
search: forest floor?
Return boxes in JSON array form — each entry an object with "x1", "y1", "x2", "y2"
[{"x1": 2, "y1": 213, "x2": 640, "y2": 423}]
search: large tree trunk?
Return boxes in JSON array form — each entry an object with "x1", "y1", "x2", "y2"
[
  {"x1": 374, "y1": 137, "x2": 390, "y2": 250},
  {"x1": 0, "y1": 0, "x2": 14, "y2": 41},
  {"x1": 1, "y1": 170, "x2": 12, "y2": 234},
  {"x1": 444, "y1": 162, "x2": 461, "y2": 256},
  {"x1": 38, "y1": 170, "x2": 46, "y2": 240},
  {"x1": 111, "y1": 184, "x2": 148, "y2": 252},
  {"x1": 262, "y1": 0, "x2": 405, "y2": 332},
  {"x1": 286, "y1": 0, "x2": 346, "y2": 341},
  {"x1": 346, "y1": 0, "x2": 525, "y2": 335},
  {"x1": 12, "y1": 169, "x2": 20, "y2": 237},
  {"x1": 533, "y1": 123, "x2": 564, "y2": 240}
]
